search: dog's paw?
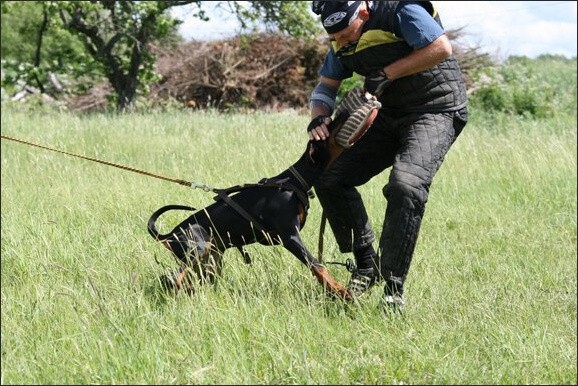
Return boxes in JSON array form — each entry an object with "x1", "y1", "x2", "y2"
[{"x1": 311, "y1": 265, "x2": 353, "y2": 302}]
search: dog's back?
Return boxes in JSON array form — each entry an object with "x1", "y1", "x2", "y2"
[{"x1": 148, "y1": 178, "x2": 307, "y2": 256}]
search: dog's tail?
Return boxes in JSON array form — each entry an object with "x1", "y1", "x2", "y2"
[{"x1": 147, "y1": 204, "x2": 195, "y2": 241}]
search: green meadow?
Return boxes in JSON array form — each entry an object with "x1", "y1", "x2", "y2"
[{"x1": 1, "y1": 106, "x2": 576, "y2": 384}]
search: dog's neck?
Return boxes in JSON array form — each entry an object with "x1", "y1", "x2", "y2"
[
  {"x1": 268, "y1": 116, "x2": 347, "y2": 193},
  {"x1": 280, "y1": 150, "x2": 326, "y2": 192},
  {"x1": 271, "y1": 136, "x2": 344, "y2": 192}
]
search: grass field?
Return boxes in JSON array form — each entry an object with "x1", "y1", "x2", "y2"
[{"x1": 1, "y1": 106, "x2": 576, "y2": 384}]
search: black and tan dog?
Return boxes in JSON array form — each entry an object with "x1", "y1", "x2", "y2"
[{"x1": 148, "y1": 93, "x2": 379, "y2": 301}]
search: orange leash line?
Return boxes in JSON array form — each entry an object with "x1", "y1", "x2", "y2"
[{"x1": 1, "y1": 133, "x2": 196, "y2": 188}]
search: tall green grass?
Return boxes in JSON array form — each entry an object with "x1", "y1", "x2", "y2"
[{"x1": 1, "y1": 107, "x2": 576, "y2": 384}]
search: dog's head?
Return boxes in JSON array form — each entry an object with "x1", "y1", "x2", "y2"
[{"x1": 307, "y1": 110, "x2": 351, "y2": 167}]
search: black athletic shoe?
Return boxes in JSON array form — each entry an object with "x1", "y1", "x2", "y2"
[
  {"x1": 382, "y1": 279, "x2": 405, "y2": 312},
  {"x1": 347, "y1": 267, "x2": 377, "y2": 297},
  {"x1": 383, "y1": 293, "x2": 405, "y2": 309}
]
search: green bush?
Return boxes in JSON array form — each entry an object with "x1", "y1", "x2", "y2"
[{"x1": 469, "y1": 55, "x2": 576, "y2": 118}]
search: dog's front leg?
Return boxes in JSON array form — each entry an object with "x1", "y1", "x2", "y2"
[{"x1": 281, "y1": 233, "x2": 352, "y2": 302}]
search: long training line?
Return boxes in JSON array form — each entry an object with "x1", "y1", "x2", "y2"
[{"x1": 0, "y1": 133, "x2": 211, "y2": 190}]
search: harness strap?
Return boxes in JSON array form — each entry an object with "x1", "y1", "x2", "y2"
[
  {"x1": 213, "y1": 188, "x2": 268, "y2": 266},
  {"x1": 278, "y1": 180, "x2": 311, "y2": 213},
  {"x1": 214, "y1": 181, "x2": 295, "y2": 200},
  {"x1": 213, "y1": 179, "x2": 312, "y2": 265},
  {"x1": 214, "y1": 189, "x2": 267, "y2": 236},
  {"x1": 215, "y1": 180, "x2": 311, "y2": 213},
  {"x1": 289, "y1": 166, "x2": 309, "y2": 192},
  {"x1": 212, "y1": 183, "x2": 252, "y2": 199}
]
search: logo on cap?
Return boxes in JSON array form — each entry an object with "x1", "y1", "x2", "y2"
[{"x1": 323, "y1": 11, "x2": 347, "y2": 28}]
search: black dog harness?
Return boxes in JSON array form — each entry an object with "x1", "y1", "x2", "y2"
[{"x1": 212, "y1": 168, "x2": 313, "y2": 265}]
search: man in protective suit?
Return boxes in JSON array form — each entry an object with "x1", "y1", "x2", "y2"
[{"x1": 307, "y1": 1, "x2": 469, "y2": 309}]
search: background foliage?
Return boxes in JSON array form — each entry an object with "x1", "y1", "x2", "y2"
[
  {"x1": 469, "y1": 55, "x2": 577, "y2": 118},
  {"x1": 6, "y1": 1, "x2": 568, "y2": 116},
  {"x1": 1, "y1": 1, "x2": 317, "y2": 110}
]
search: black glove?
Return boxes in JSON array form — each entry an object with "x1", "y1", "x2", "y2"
[
  {"x1": 307, "y1": 115, "x2": 329, "y2": 133},
  {"x1": 364, "y1": 70, "x2": 392, "y2": 97}
]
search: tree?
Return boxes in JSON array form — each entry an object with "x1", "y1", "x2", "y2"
[
  {"x1": 223, "y1": 1, "x2": 319, "y2": 38},
  {"x1": 2, "y1": 1, "x2": 319, "y2": 111},
  {"x1": 55, "y1": 1, "x2": 195, "y2": 111},
  {"x1": 1, "y1": 2, "x2": 93, "y2": 98}
]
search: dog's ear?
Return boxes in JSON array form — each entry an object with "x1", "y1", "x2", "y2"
[{"x1": 308, "y1": 139, "x2": 328, "y2": 164}]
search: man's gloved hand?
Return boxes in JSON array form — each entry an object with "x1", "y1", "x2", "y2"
[
  {"x1": 307, "y1": 114, "x2": 332, "y2": 141},
  {"x1": 307, "y1": 115, "x2": 329, "y2": 133},
  {"x1": 363, "y1": 69, "x2": 392, "y2": 97},
  {"x1": 306, "y1": 115, "x2": 330, "y2": 163}
]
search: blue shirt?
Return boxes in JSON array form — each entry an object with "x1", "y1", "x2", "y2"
[{"x1": 320, "y1": 2, "x2": 444, "y2": 79}]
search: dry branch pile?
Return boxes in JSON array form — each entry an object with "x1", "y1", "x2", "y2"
[
  {"x1": 149, "y1": 34, "x2": 327, "y2": 111},
  {"x1": 67, "y1": 32, "x2": 488, "y2": 112}
]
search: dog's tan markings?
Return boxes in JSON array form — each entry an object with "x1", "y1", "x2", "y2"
[
  {"x1": 174, "y1": 266, "x2": 188, "y2": 289},
  {"x1": 311, "y1": 265, "x2": 353, "y2": 302},
  {"x1": 169, "y1": 264, "x2": 195, "y2": 294},
  {"x1": 297, "y1": 204, "x2": 306, "y2": 227}
]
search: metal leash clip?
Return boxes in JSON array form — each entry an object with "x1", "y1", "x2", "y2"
[{"x1": 190, "y1": 181, "x2": 212, "y2": 192}]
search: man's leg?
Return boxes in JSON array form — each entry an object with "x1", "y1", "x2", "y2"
[
  {"x1": 314, "y1": 116, "x2": 396, "y2": 296},
  {"x1": 378, "y1": 109, "x2": 467, "y2": 308}
]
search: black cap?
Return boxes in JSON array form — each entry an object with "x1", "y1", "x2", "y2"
[{"x1": 311, "y1": 1, "x2": 363, "y2": 34}]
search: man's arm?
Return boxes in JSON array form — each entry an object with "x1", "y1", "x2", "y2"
[
  {"x1": 309, "y1": 76, "x2": 342, "y2": 141},
  {"x1": 382, "y1": 34, "x2": 452, "y2": 80}
]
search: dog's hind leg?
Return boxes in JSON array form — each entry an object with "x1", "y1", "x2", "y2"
[
  {"x1": 160, "y1": 223, "x2": 222, "y2": 292},
  {"x1": 160, "y1": 263, "x2": 196, "y2": 295}
]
